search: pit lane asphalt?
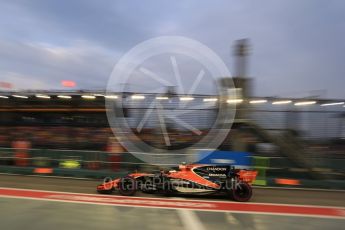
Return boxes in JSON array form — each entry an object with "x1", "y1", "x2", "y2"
[
  {"x1": 1, "y1": 197, "x2": 344, "y2": 230},
  {"x1": 1, "y1": 174, "x2": 344, "y2": 230},
  {"x1": 0, "y1": 174, "x2": 344, "y2": 207}
]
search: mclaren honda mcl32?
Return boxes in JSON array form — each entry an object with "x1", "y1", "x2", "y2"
[{"x1": 97, "y1": 163, "x2": 258, "y2": 202}]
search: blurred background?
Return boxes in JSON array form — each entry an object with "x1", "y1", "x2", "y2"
[
  {"x1": 0, "y1": 38, "x2": 344, "y2": 186},
  {"x1": 0, "y1": 1, "x2": 344, "y2": 229}
]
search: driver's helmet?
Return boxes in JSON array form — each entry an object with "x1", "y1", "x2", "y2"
[{"x1": 179, "y1": 162, "x2": 187, "y2": 170}]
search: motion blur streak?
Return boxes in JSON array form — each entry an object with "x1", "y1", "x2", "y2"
[{"x1": 0, "y1": 187, "x2": 344, "y2": 219}]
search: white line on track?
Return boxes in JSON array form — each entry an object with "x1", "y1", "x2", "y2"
[
  {"x1": 0, "y1": 193, "x2": 344, "y2": 220},
  {"x1": 177, "y1": 209, "x2": 206, "y2": 230},
  {"x1": 174, "y1": 197, "x2": 206, "y2": 230}
]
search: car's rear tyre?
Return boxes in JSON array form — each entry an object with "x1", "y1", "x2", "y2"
[
  {"x1": 118, "y1": 176, "x2": 137, "y2": 196},
  {"x1": 231, "y1": 182, "x2": 252, "y2": 202}
]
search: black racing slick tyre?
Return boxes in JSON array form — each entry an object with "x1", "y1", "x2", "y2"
[
  {"x1": 118, "y1": 176, "x2": 137, "y2": 196},
  {"x1": 231, "y1": 182, "x2": 252, "y2": 202}
]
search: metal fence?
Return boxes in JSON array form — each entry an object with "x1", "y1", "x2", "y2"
[{"x1": 1, "y1": 147, "x2": 343, "y2": 177}]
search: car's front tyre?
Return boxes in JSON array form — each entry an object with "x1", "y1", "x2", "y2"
[{"x1": 118, "y1": 176, "x2": 137, "y2": 196}]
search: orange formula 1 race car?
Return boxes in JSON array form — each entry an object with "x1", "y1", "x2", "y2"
[{"x1": 97, "y1": 164, "x2": 258, "y2": 202}]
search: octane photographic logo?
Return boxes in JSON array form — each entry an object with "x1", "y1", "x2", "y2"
[
  {"x1": 106, "y1": 36, "x2": 236, "y2": 165},
  {"x1": 103, "y1": 175, "x2": 245, "y2": 192}
]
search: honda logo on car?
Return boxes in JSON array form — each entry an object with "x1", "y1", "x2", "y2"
[{"x1": 208, "y1": 173, "x2": 227, "y2": 177}]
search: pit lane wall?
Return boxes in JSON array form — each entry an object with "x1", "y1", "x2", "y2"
[{"x1": 0, "y1": 147, "x2": 344, "y2": 189}]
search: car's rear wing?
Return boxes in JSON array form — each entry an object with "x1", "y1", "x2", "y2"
[{"x1": 238, "y1": 170, "x2": 258, "y2": 184}]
